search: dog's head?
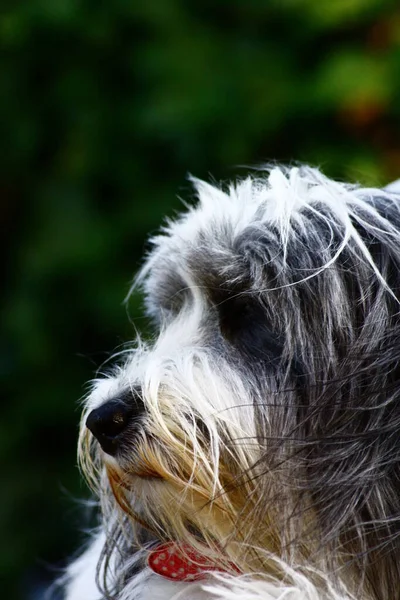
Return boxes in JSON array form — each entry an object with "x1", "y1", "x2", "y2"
[{"x1": 80, "y1": 167, "x2": 400, "y2": 598}]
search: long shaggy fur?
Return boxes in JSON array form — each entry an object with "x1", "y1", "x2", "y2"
[{"x1": 62, "y1": 166, "x2": 400, "y2": 600}]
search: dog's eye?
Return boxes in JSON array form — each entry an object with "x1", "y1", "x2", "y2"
[
  {"x1": 217, "y1": 298, "x2": 249, "y2": 338},
  {"x1": 218, "y1": 296, "x2": 253, "y2": 342},
  {"x1": 218, "y1": 295, "x2": 283, "y2": 364}
]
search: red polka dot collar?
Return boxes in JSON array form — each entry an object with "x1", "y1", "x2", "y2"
[{"x1": 148, "y1": 542, "x2": 239, "y2": 582}]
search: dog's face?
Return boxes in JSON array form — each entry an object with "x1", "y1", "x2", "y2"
[{"x1": 80, "y1": 167, "x2": 400, "y2": 597}]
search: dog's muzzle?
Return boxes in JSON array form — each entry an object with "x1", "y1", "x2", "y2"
[{"x1": 86, "y1": 400, "x2": 136, "y2": 456}]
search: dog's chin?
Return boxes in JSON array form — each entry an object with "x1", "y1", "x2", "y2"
[{"x1": 103, "y1": 453, "x2": 165, "y2": 485}]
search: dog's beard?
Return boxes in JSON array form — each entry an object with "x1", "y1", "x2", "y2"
[{"x1": 79, "y1": 348, "x2": 328, "y2": 596}]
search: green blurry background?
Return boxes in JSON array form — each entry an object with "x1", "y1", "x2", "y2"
[{"x1": 2, "y1": 1, "x2": 400, "y2": 599}]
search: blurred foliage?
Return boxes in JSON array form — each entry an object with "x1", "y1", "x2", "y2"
[{"x1": 2, "y1": 1, "x2": 400, "y2": 598}]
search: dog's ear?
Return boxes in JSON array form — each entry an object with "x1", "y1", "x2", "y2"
[{"x1": 384, "y1": 178, "x2": 400, "y2": 193}]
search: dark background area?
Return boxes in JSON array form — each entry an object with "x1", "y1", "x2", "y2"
[{"x1": 2, "y1": 1, "x2": 400, "y2": 599}]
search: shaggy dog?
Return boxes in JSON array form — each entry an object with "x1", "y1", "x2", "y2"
[{"x1": 62, "y1": 166, "x2": 400, "y2": 600}]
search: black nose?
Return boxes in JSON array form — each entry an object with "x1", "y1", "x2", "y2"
[{"x1": 86, "y1": 399, "x2": 137, "y2": 456}]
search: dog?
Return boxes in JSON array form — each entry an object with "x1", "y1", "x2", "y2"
[{"x1": 62, "y1": 166, "x2": 400, "y2": 600}]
